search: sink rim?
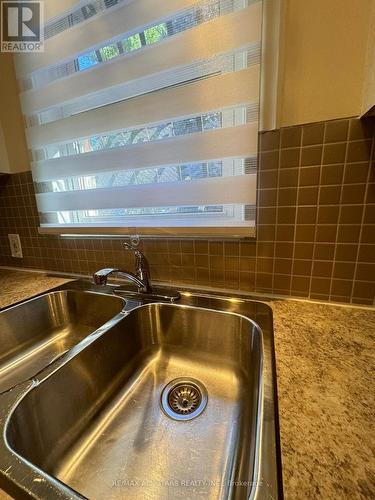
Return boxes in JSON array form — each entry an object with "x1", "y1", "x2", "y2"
[{"x1": 0, "y1": 283, "x2": 282, "y2": 500}]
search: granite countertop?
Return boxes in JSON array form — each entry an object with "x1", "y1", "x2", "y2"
[
  {"x1": 0, "y1": 269, "x2": 72, "y2": 309},
  {"x1": 0, "y1": 268, "x2": 374, "y2": 499}
]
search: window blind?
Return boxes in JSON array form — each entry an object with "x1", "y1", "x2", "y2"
[{"x1": 16, "y1": 0, "x2": 262, "y2": 237}]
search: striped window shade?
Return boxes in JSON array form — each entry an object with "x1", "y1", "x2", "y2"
[{"x1": 16, "y1": 0, "x2": 262, "y2": 237}]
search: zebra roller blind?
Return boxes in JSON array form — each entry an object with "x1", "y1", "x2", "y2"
[{"x1": 16, "y1": 0, "x2": 262, "y2": 236}]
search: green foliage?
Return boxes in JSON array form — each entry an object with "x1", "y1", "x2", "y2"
[
  {"x1": 122, "y1": 34, "x2": 142, "y2": 52},
  {"x1": 144, "y1": 23, "x2": 168, "y2": 44}
]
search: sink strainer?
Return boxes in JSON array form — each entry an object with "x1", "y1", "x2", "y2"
[{"x1": 161, "y1": 378, "x2": 208, "y2": 421}]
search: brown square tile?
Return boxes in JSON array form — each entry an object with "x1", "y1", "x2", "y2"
[
  {"x1": 291, "y1": 276, "x2": 310, "y2": 294},
  {"x1": 343, "y1": 162, "x2": 370, "y2": 184},
  {"x1": 182, "y1": 254, "x2": 195, "y2": 266},
  {"x1": 259, "y1": 170, "x2": 278, "y2": 189},
  {"x1": 339, "y1": 205, "x2": 363, "y2": 224},
  {"x1": 310, "y1": 293, "x2": 330, "y2": 301},
  {"x1": 301, "y1": 146, "x2": 322, "y2": 166},
  {"x1": 260, "y1": 130, "x2": 280, "y2": 151},
  {"x1": 194, "y1": 240, "x2": 208, "y2": 254},
  {"x1": 258, "y1": 207, "x2": 277, "y2": 225},
  {"x1": 299, "y1": 166, "x2": 321, "y2": 186},
  {"x1": 335, "y1": 244, "x2": 358, "y2": 262},
  {"x1": 294, "y1": 242, "x2": 314, "y2": 259},
  {"x1": 316, "y1": 225, "x2": 337, "y2": 242},
  {"x1": 347, "y1": 140, "x2": 372, "y2": 162},
  {"x1": 273, "y1": 274, "x2": 291, "y2": 291},
  {"x1": 349, "y1": 118, "x2": 374, "y2": 140},
  {"x1": 313, "y1": 260, "x2": 333, "y2": 277},
  {"x1": 196, "y1": 267, "x2": 210, "y2": 284},
  {"x1": 280, "y1": 148, "x2": 300, "y2": 168},
  {"x1": 303, "y1": 123, "x2": 325, "y2": 145},
  {"x1": 240, "y1": 257, "x2": 256, "y2": 272},
  {"x1": 297, "y1": 186, "x2": 319, "y2": 205},
  {"x1": 295, "y1": 225, "x2": 315, "y2": 242},
  {"x1": 181, "y1": 240, "x2": 194, "y2": 253},
  {"x1": 321, "y1": 164, "x2": 344, "y2": 185},
  {"x1": 360, "y1": 225, "x2": 375, "y2": 243},
  {"x1": 276, "y1": 225, "x2": 295, "y2": 241},
  {"x1": 341, "y1": 184, "x2": 366, "y2": 204},
  {"x1": 257, "y1": 241, "x2": 275, "y2": 258},
  {"x1": 281, "y1": 126, "x2": 302, "y2": 148},
  {"x1": 278, "y1": 187, "x2": 298, "y2": 206},
  {"x1": 366, "y1": 183, "x2": 375, "y2": 204},
  {"x1": 355, "y1": 263, "x2": 375, "y2": 281},
  {"x1": 210, "y1": 268, "x2": 224, "y2": 284},
  {"x1": 257, "y1": 257, "x2": 274, "y2": 273},
  {"x1": 364, "y1": 205, "x2": 375, "y2": 224},
  {"x1": 311, "y1": 277, "x2": 331, "y2": 294},
  {"x1": 317, "y1": 205, "x2": 340, "y2": 224},
  {"x1": 258, "y1": 189, "x2": 277, "y2": 207},
  {"x1": 277, "y1": 206, "x2": 296, "y2": 224},
  {"x1": 314, "y1": 243, "x2": 335, "y2": 260},
  {"x1": 209, "y1": 241, "x2": 223, "y2": 255},
  {"x1": 331, "y1": 279, "x2": 353, "y2": 297},
  {"x1": 260, "y1": 150, "x2": 279, "y2": 170},
  {"x1": 351, "y1": 297, "x2": 374, "y2": 305},
  {"x1": 274, "y1": 258, "x2": 293, "y2": 274},
  {"x1": 323, "y1": 143, "x2": 346, "y2": 164},
  {"x1": 337, "y1": 225, "x2": 361, "y2": 243},
  {"x1": 257, "y1": 225, "x2": 275, "y2": 241},
  {"x1": 256, "y1": 273, "x2": 273, "y2": 289},
  {"x1": 353, "y1": 281, "x2": 375, "y2": 300},
  {"x1": 195, "y1": 254, "x2": 208, "y2": 267},
  {"x1": 297, "y1": 206, "x2": 317, "y2": 224},
  {"x1": 239, "y1": 272, "x2": 256, "y2": 291},
  {"x1": 240, "y1": 241, "x2": 256, "y2": 257},
  {"x1": 279, "y1": 168, "x2": 298, "y2": 187},
  {"x1": 293, "y1": 259, "x2": 312, "y2": 276},
  {"x1": 331, "y1": 296, "x2": 353, "y2": 303},
  {"x1": 325, "y1": 120, "x2": 349, "y2": 143},
  {"x1": 319, "y1": 186, "x2": 341, "y2": 205},
  {"x1": 333, "y1": 261, "x2": 355, "y2": 279},
  {"x1": 224, "y1": 241, "x2": 239, "y2": 256},
  {"x1": 274, "y1": 242, "x2": 294, "y2": 258},
  {"x1": 225, "y1": 256, "x2": 239, "y2": 271}
]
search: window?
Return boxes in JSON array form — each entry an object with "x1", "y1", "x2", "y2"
[{"x1": 16, "y1": 0, "x2": 262, "y2": 236}]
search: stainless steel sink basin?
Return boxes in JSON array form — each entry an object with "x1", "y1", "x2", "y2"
[
  {"x1": 0, "y1": 286, "x2": 282, "y2": 499},
  {"x1": 0, "y1": 290, "x2": 125, "y2": 393}
]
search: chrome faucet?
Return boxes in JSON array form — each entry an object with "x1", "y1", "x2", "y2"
[{"x1": 93, "y1": 242, "x2": 151, "y2": 293}]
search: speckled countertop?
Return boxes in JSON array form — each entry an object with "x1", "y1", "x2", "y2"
[
  {"x1": 0, "y1": 269, "x2": 72, "y2": 309},
  {"x1": 0, "y1": 268, "x2": 374, "y2": 499}
]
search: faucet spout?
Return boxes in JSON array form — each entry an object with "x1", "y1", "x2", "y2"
[{"x1": 93, "y1": 268, "x2": 148, "y2": 291}]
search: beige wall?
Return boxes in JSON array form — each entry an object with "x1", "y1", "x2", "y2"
[
  {"x1": 0, "y1": 54, "x2": 30, "y2": 173},
  {"x1": 362, "y1": 0, "x2": 375, "y2": 116},
  {"x1": 277, "y1": 0, "x2": 373, "y2": 128}
]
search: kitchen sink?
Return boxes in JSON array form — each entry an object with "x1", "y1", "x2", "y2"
[
  {"x1": 0, "y1": 286, "x2": 282, "y2": 499},
  {"x1": 0, "y1": 290, "x2": 125, "y2": 393}
]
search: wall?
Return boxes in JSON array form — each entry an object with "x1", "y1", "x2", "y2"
[
  {"x1": 277, "y1": 0, "x2": 373, "y2": 127},
  {"x1": 0, "y1": 54, "x2": 29, "y2": 173},
  {"x1": 361, "y1": 0, "x2": 375, "y2": 116},
  {"x1": 0, "y1": 116, "x2": 374, "y2": 305}
]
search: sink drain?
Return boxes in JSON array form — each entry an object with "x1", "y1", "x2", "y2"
[{"x1": 161, "y1": 378, "x2": 208, "y2": 421}]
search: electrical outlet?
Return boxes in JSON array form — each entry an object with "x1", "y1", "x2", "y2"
[{"x1": 8, "y1": 234, "x2": 23, "y2": 258}]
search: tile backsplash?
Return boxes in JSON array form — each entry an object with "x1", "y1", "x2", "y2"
[{"x1": 0, "y1": 116, "x2": 374, "y2": 305}]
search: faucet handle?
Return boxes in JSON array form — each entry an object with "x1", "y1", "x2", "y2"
[
  {"x1": 123, "y1": 242, "x2": 151, "y2": 292},
  {"x1": 123, "y1": 241, "x2": 144, "y2": 259}
]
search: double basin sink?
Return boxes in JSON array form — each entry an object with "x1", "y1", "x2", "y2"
[{"x1": 0, "y1": 281, "x2": 282, "y2": 499}]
